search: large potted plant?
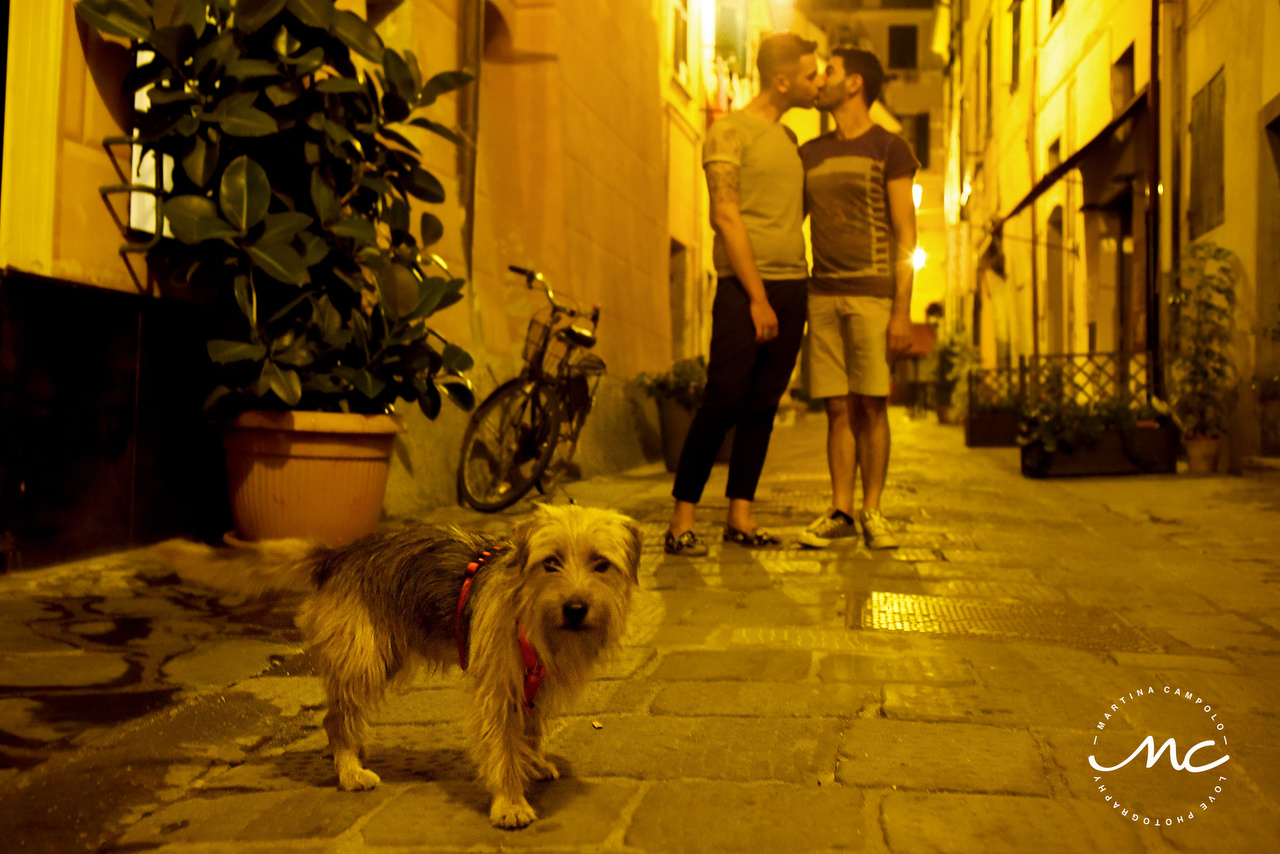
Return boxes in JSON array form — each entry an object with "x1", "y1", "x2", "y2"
[
  {"x1": 964, "y1": 366, "x2": 1020, "y2": 447},
  {"x1": 1168, "y1": 242, "x2": 1239, "y2": 474},
  {"x1": 75, "y1": 0, "x2": 475, "y2": 544},
  {"x1": 636, "y1": 357, "x2": 731, "y2": 472}
]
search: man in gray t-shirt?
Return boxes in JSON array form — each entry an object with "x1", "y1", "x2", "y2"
[{"x1": 665, "y1": 33, "x2": 824, "y2": 557}]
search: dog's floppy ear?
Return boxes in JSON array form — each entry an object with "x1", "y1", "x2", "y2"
[{"x1": 620, "y1": 517, "x2": 643, "y2": 583}]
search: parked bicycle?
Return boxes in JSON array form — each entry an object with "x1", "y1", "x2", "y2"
[{"x1": 457, "y1": 266, "x2": 606, "y2": 511}]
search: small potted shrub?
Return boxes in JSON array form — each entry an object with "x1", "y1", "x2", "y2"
[
  {"x1": 964, "y1": 367, "x2": 1020, "y2": 447},
  {"x1": 1168, "y1": 242, "x2": 1240, "y2": 474},
  {"x1": 75, "y1": 0, "x2": 475, "y2": 544},
  {"x1": 934, "y1": 330, "x2": 976, "y2": 424},
  {"x1": 636, "y1": 357, "x2": 731, "y2": 472}
]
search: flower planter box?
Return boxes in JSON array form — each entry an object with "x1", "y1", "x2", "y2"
[
  {"x1": 1020, "y1": 422, "x2": 1178, "y2": 478},
  {"x1": 965, "y1": 410, "x2": 1020, "y2": 447}
]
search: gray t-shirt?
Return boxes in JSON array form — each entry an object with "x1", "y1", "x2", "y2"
[{"x1": 703, "y1": 111, "x2": 808, "y2": 280}]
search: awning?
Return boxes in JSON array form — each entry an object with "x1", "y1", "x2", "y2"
[{"x1": 996, "y1": 88, "x2": 1148, "y2": 226}]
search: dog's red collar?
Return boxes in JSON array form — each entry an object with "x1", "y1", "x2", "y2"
[
  {"x1": 517, "y1": 623, "x2": 546, "y2": 710},
  {"x1": 454, "y1": 545, "x2": 544, "y2": 710},
  {"x1": 456, "y1": 545, "x2": 504, "y2": 671}
]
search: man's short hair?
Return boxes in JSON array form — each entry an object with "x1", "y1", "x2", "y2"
[
  {"x1": 831, "y1": 47, "x2": 884, "y2": 107},
  {"x1": 757, "y1": 33, "x2": 818, "y2": 83}
]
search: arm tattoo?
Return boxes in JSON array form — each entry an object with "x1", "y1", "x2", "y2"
[{"x1": 706, "y1": 163, "x2": 740, "y2": 206}]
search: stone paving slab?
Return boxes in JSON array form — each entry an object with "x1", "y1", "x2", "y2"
[
  {"x1": 651, "y1": 680, "x2": 879, "y2": 717},
  {"x1": 361, "y1": 779, "x2": 641, "y2": 848},
  {"x1": 818, "y1": 652, "x2": 976, "y2": 684},
  {"x1": 548, "y1": 715, "x2": 844, "y2": 783},
  {"x1": 649, "y1": 649, "x2": 812, "y2": 681},
  {"x1": 625, "y1": 781, "x2": 865, "y2": 853},
  {"x1": 836, "y1": 720, "x2": 1052, "y2": 796},
  {"x1": 118, "y1": 788, "x2": 396, "y2": 846},
  {"x1": 880, "y1": 792, "x2": 1158, "y2": 853}
]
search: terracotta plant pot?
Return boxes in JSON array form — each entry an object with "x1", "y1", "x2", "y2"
[
  {"x1": 935, "y1": 403, "x2": 958, "y2": 425},
  {"x1": 223, "y1": 410, "x2": 405, "y2": 546},
  {"x1": 1184, "y1": 435, "x2": 1221, "y2": 474},
  {"x1": 657, "y1": 398, "x2": 733, "y2": 473}
]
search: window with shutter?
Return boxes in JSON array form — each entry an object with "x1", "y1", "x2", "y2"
[{"x1": 1189, "y1": 69, "x2": 1226, "y2": 239}]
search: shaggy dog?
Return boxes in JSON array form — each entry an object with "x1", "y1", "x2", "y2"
[{"x1": 156, "y1": 503, "x2": 641, "y2": 828}]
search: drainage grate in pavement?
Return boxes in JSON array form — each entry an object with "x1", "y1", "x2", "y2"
[{"x1": 852, "y1": 591, "x2": 1161, "y2": 653}]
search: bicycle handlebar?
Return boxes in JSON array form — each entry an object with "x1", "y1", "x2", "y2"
[{"x1": 508, "y1": 265, "x2": 599, "y2": 329}]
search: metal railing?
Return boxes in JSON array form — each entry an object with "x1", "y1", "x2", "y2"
[{"x1": 969, "y1": 352, "x2": 1154, "y2": 411}]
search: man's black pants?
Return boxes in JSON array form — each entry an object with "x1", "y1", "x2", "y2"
[{"x1": 672, "y1": 276, "x2": 807, "y2": 504}]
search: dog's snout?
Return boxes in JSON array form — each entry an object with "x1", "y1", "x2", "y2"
[{"x1": 562, "y1": 601, "x2": 588, "y2": 628}]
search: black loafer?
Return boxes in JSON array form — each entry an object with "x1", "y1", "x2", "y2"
[
  {"x1": 723, "y1": 526, "x2": 781, "y2": 547},
  {"x1": 664, "y1": 529, "x2": 709, "y2": 556}
]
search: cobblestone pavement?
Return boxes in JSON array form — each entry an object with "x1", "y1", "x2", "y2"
[{"x1": 2, "y1": 410, "x2": 1279, "y2": 853}]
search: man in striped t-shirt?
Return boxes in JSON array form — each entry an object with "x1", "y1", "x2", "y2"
[{"x1": 797, "y1": 47, "x2": 919, "y2": 551}]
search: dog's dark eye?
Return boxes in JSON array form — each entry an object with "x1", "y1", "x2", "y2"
[
  {"x1": 542, "y1": 557, "x2": 561, "y2": 573},
  {"x1": 593, "y1": 560, "x2": 612, "y2": 574}
]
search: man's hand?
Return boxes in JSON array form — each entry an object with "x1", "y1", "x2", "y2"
[
  {"x1": 750, "y1": 299, "x2": 779, "y2": 344},
  {"x1": 887, "y1": 311, "x2": 913, "y2": 359}
]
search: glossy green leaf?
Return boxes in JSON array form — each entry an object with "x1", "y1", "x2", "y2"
[
  {"x1": 441, "y1": 343, "x2": 474, "y2": 373},
  {"x1": 420, "y1": 212, "x2": 443, "y2": 247},
  {"x1": 330, "y1": 216, "x2": 377, "y2": 244},
  {"x1": 218, "y1": 99, "x2": 277, "y2": 136},
  {"x1": 409, "y1": 276, "x2": 448, "y2": 319},
  {"x1": 408, "y1": 118, "x2": 465, "y2": 146},
  {"x1": 381, "y1": 92, "x2": 410, "y2": 123},
  {"x1": 193, "y1": 31, "x2": 240, "y2": 78},
  {"x1": 193, "y1": 214, "x2": 240, "y2": 242},
  {"x1": 258, "y1": 211, "x2": 313, "y2": 244},
  {"x1": 154, "y1": 0, "x2": 207, "y2": 34},
  {"x1": 378, "y1": 126, "x2": 419, "y2": 153},
  {"x1": 404, "y1": 168, "x2": 445, "y2": 203},
  {"x1": 180, "y1": 135, "x2": 219, "y2": 187},
  {"x1": 403, "y1": 50, "x2": 423, "y2": 91},
  {"x1": 418, "y1": 70, "x2": 473, "y2": 104},
  {"x1": 417, "y1": 381, "x2": 442, "y2": 418},
  {"x1": 74, "y1": 1, "x2": 153, "y2": 40},
  {"x1": 123, "y1": 58, "x2": 168, "y2": 92},
  {"x1": 358, "y1": 175, "x2": 394, "y2": 196},
  {"x1": 310, "y1": 170, "x2": 339, "y2": 224},
  {"x1": 435, "y1": 290, "x2": 464, "y2": 311},
  {"x1": 298, "y1": 231, "x2": 330, "y2": 266},
  {"x1": 234, "y1": 0, "x2": 287, "y2": 34},
  {"x1": 294, "y1": 46, "x2": 325, "y2": 75},
  {"x1": 220, "y1": 155, "x2": 271, "y2": 232},
  {"x1": 273, "y1": 338, "x2": 315, "y2": 367},
  {"x1": 322, "y1": 119, "x2": 359, "y2": 150},
  {"x1": 303, "y1": 372, "x2": 347, "y2": 394},
  {"x1": 203, "y1": 384, "x2": 235, "y2": 411},
  {"x1": 226, "y1": 58, "x2": 282, "y2": 78},
  {"x1": 315, "y1": 77, "x2": 365, "y2": 93},
  {"x1": 437, "y1": 374, "x2": 475, "y2": 410},
  {"x1": 147, "y1": 86, "x2": 197, "y2": 106},
  {"x1": 248, "y1": 240, "x2": 312, "y2": 284},
  {"x1": 286, "y1": 0, "x2": 335, "y2": 28},
  {"x1": 382, "y1": 49, "x2": 415, "y2": 99},
  {"x1": 208, "y1": 339, "x2": 267, "y2": 364},
  {"x1": 334, "y1": 366, "x2": 385, "y2": 400},
  {"x1": 263, "y1": 361, "x2": 303, "y2": 405},
  {"x1": 233, "y1": 274, "x2": 257, "y2": 326},
  {"x1": 265, "y1": 82, "x2": 301, "y2": 106},
  {"x1": 163, "y1": 195, "x2": 218, "y2": 244},
  {"x1": 330, "y1": 10, "x2": 383, "y2": 62}
]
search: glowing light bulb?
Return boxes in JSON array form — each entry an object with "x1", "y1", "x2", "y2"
[{"x1": 913, "y1": 248, "x2": 927, "y2": 271}]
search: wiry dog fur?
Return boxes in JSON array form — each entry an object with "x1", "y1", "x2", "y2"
[{"x1": 155, "y1": 504, "x2": 641, "y2": 828}]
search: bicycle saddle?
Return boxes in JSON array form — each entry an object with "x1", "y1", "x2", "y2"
[{"x1": 557, "y1": 326, "x2": 597, "y2": 349}]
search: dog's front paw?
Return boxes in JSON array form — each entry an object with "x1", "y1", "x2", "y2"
[
  {"x1": 489, "y1": 795, "x2": 537, "y2": 829},
  {"x1": 338, "y1": 765, "x2": 381, "y2": 791},
  {"x1": 531, "y1": 756, "x2": 560, "y2": 781}
]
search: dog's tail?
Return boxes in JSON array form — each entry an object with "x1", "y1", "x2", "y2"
[{"x1": 148, "y1": 537, "x2": 320, "y2": 598}]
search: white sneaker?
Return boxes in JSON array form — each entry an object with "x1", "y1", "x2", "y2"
[
  {"x1": 797, "y1": 509, "x2": 858, "y2": 549},
  {"x1": 858, "y1": 509, "x2": 900, "y2": 550}
]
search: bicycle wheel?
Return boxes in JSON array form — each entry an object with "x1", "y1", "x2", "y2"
[{"x1": 457, "y1": 379, "x2": 564, "y2": 512}]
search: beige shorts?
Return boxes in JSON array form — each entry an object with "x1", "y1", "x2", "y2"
[{"x1": 807, "y1": 294, "x2": 894, "y2": 399}]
